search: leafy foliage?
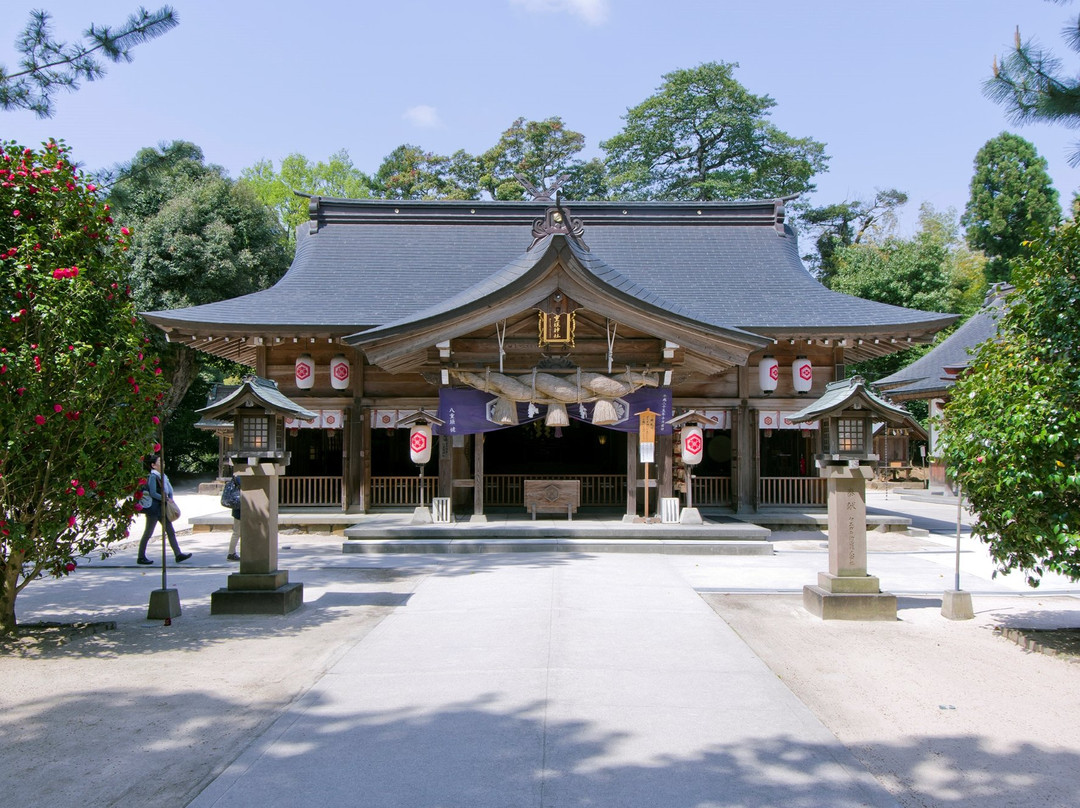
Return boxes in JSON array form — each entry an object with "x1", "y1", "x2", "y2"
[
  {"x1": 0, "y1": 140, "x2": 168, "y2": 633},
  {"x1": 110, "y1": 142, "x2": 291, "y2": 464},
  {"x1": 602, "y1": 61, "x2": 828, "y2": 201},
  {"x1": 962, "y1": 132, "x2": 1061, "y2": 283},
  {"x1": 942, "y1": 221, "x2": 1080, "y2": 585},
  {"x1": 241, "y1": 150, "x2": 373, "y2": 245},
  {"x1": 372, "y1": 144, "x2": 478, "y2": 200},
  {"x1": 829, "y1": 204, "x2": 987, "y2": 316},
  {"x1": 0, "y1": 6, "x2": 178, "y2": 117},
  {"x1": 477, "y1": 117, "x2": 592, "y2": 200},
  {"x1": 798, "y1": 189, "x2": 908, "y2": 283}
]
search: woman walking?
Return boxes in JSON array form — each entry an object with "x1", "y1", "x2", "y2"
[{"x1": 136, "y1": 453, "x2": 192, "y2": 564}]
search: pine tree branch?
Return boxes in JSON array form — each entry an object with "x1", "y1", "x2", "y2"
[{"x1": 0, "y1": 6, "x2": 178, "y2": 118}]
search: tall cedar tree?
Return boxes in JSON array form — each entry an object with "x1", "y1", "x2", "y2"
[{"x1": 962, "y1": 132, "x2": 1060, "y2": 283}]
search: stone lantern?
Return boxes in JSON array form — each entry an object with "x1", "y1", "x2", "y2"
[
  {"x1": 197, "y1": 376, "x2": 317, "y2": 615},
  {"x1": 787, "y1": 376, "x2": 917, "y2": 621}
]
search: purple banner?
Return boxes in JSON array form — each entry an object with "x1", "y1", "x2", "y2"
[{"x1": 436, "y1": 387, "x2": 672, "y2": 436}]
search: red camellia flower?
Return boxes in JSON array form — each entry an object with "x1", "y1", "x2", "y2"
[
  {"x1": 65, "y1": 562, "x2": 76, "y2": 572},
  {"x1": 67, "y1": 515, "x2": 76, "y2": 528},
  {"x1": 121, "y1": 227, "x2": 130, "y2": 236},
  {"x1": 76, "y1": 486, "x2": 85, "y2": 496},
  {"x1": 53, "y1": 404, "x2": 63, "y2": 412},
  {"x1": 34, "y1": 414, "x2": 46, "y2": 425},
  {"x1": 153, "y1": 442, "x2": 161, "y2": 452}
]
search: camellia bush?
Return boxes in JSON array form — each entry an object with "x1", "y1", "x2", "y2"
[
  {"x1": 0, "y1": 140, "x2": 168, "y2": 634},
  {"x1": 941, "y1": 222, "x2": 1080, "y2": 586}
]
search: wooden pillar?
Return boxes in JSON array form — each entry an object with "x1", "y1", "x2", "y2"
[
  {"x1": 360, "y1": 408, "x2": 371, "y2": 514},
  {"x1": 735, "y1": 365, "x2": 755, "y2": 514},
  {"x1": 349, "y1": 404, "x2": 367, "y2": 513},
  {"x1": 626, "y1": 431, "x2": 638, "y2": 517},
  {"x1": 438, "y1": 430, "x2": 452, "y2": 498},
  {"x1": 473, "y1": 433, "x2": 484, "y2": 516},
  {"x1": 658, "y1": 432, "x2": 673, "y2": 499},
  {"x1": 255, "y1": 345, "x2": 267, "y2": 378}
]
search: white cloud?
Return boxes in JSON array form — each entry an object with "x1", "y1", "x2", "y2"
[
  {"x1": 403, "y1": 105, "x2": 443, "y2": 129},
  {"x1": 510, "y1": 0, "x2": 610, "y2": 26}
]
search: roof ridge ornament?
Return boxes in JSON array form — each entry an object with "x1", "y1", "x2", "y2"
[
  {"x1": 530, "y1": 193, "x2": 589, "y2": 251},
  {"x1": 515, "y1": 172, "x2": 568, "y2": 202}
]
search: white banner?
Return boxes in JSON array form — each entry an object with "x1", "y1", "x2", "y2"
[{"x1": 759, "y1": 411, "x2": 819, "y2": 430}]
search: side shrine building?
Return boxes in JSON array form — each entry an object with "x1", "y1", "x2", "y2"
[{"x1": 144, "y1": 197, "x2": 956, "y2": 517}]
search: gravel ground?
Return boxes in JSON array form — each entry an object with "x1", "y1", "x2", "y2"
[{"x1": 701, "y1": 591, "x2": 1080, "y2": 808}]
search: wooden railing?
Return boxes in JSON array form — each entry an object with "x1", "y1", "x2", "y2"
[
  {"x1": 307, "y1": 474, "x2": 819, "y2": 509},
  {"x1": 279, "y1": 475, "x2": 343, "y2": 507},
  {"x1": 369, "y1": 476, "x2": 440, "y2": 507},
  {"x1": 690, "y1": 476, "x2": 732, "y2": 506},
  {"x1": 759, "y1": 476, "x2": 826, "y2": 506},
  {"x1": 485, "y1": 474, "x2": 626, "y2": 507}
]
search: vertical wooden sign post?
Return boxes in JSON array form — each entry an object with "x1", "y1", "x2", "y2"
[{"x1": 637, "y1": 409, "x2": 658, "y2": 521}]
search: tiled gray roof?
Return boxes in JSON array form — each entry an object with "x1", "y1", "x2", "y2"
[
  {"x1": 197, "y1": 376, "x2": 318, "y2": 421},
  {"x1": 874, "y1": 297, "x2": 1005, "y2": 399},
  {"x1": 788, "y1": 376, "x2": 915, "y2": 426},
  {"x1": 144, "y1": 198, "x2": 954, "y2": 336},
  {"x1": 355, "y1": 234, "x2": 763, "y2": 343}
]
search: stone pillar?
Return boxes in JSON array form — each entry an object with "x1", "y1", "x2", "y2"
[
  {"x1": 210, "y1": 461, "x2": 303, "y2": 615},
  {"x1": 803, "y1": 461, "x2": 897, "y2": 620}
]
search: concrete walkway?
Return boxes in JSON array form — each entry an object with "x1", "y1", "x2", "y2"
[
  {"x1": 9, "y1": 486, "x2": 1078, "y2": 807},
  {"x1": 190, "y1": 553, "x2": 897, "y2": 808}
]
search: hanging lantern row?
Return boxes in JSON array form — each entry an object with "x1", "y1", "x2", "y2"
[
  {"x1": 294, "y1": 353, "x2": 351, "y2": 391},
  {"x1": 758, "y1": 355, "x2": 813, "y2": 395}
]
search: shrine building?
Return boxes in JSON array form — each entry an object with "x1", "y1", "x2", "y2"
[{"x1": 144, "y1": 196, "x2": 956, "y2": 517}]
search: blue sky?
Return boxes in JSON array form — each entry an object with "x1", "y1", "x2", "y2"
[{"x1": 4, "y1": 0, "x2": 1080, "y2": 235}]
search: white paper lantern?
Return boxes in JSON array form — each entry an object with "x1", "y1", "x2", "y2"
[
  {"x1": 329, "y1": 354, "x2": 351, "y2": 390},
  {"x1": 295, "y1": 353, "x2": 315, "y2": 390},
  {"x1": 681, "y1": 425, "x2": 704, "y2": 466},
  {"x1": 409, "y1": 423, "x2": 432, "y2": 465},
  {"x1": 792, "y1": 356, "x2": 813, "y2": 394},
  {"x1": 759, "y1": 355, "x2": 779, "y2": 395}
]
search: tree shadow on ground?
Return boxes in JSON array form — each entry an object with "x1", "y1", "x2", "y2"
[{"x1": 6, "y1": 682, "x2": 1075, "y2": 808}]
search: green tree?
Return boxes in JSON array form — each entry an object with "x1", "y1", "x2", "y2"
[
  {"x1": 941, "y1": 221, "x2": 1080, "y2": 585},
  {"x1": 602, "y1": 61, "x2": 828, "y2": 201},
  {"x1": 110, "y1": 142, "x2": 291, "y2": 462},
  {"x1": 962, "y1": 132, "x2": 1061, "y2": 283},
  {"x1": 830, "y1": 205, "x2": 987, "y2": 383},
  {"x1": 372, "y1": 144, "x2": 478, "y2": 200},
  {"x1": 831, "y1": 205, "x2": 986, "y2": 315},
  {"x1": 986, "y1": 9, "x2": 1080, "y2": 165},
  {"x1": 241, "y1": 150, "x2": 373, "y2": 246},
  {"x1": 1, "y1": 140, "x2": 169, "y2": 634},
  {"x1": 799, "y1": 189, "x2": 908, "y2": 283},
  {"x1": 478, "y1": 116, "x2": 594, "y2": 200},
  {"x1": 0, "y1": 6, "x2": 178, "y2": 117}
]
